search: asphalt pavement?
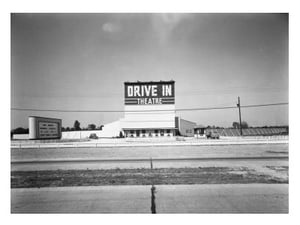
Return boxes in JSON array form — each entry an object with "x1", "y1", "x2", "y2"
[
  {"x1": 11, "y1": 144, "x2": 288, "y2": 162},
  {"x1": 11, "y1": 184, "x2": 288, "y2": 213}
]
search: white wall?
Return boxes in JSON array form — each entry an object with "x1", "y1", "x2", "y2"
[
  {"x1": 12, "y1": 134, "x2": 29, "y2": 140},
  {"x1": 28, "y1": 117, "x2": 36, "y2": 139},
  {"x1": 179, "y1": 118, "x2": 196, "y2": 137},
  {"x1": 62, "y1": 119, "x2": 122, "y2": 139},
  {"x1": 122, "y1": 105, "x2": 175, "y2": 129}
]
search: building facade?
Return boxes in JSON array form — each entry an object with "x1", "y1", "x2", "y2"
[
  {"x1": 175, "y1": 117, "x2": 197, "y2": 137},
  {"x1": 122, "y1": 81, "x2": 176, "y2": 137}
]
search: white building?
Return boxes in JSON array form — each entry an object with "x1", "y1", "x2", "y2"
[
  {"x1": 61, "y1": 80, "x2": 197, "y2": 138},
  {"x1": 121, "y1": 80, "x2": 176, "y2": 137},
  {"x1": 13, "y1": 80, "x2": 197, "y2": 140}
]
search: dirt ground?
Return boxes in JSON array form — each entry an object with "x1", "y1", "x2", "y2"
[{"x1": 11, "y1": 166, "x2": 288, "y2": 188}]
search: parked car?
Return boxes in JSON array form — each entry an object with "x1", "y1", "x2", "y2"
[
  {"x1": 89, "y1": 133, "x2": 98, "y2": 139},
  {"x1": 205, "y1": 130, "x2": 220, "y2": 139}
]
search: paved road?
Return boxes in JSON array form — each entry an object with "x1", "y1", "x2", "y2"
[
  {"x1": 11, "y1": 144, "x2": 288, "y2": 175},
  {"x1": 11, "y1": 143, "x2": 288, "y2": 162},
  {"x1": 11, "y1": 184, "x2": 288, "y2": 213},
  {"x1": 11, "y1": 136, "x2": 288, "y2": 149}
]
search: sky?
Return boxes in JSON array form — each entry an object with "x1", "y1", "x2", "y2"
[{"x1": 11, "y1": 13, "x2": 288, "y2": 129}]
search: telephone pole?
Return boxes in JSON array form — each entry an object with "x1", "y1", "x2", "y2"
[{"x1": 237, "y1": 96, "x2": 243, "y2": 136}]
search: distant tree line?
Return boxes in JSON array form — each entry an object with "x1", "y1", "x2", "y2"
[
  {"x1": 232, "y1": 121, "x2": 249, "y2": 129},
  {"x1": 61, "y1": 120, "x2": 104, "y2": 132},
  {"x1": 61, "y1": 125, "x2": 104, "y2": 131},
  {"x1": 10, "y1": 127, "x2": 29, "y2": 139},
  {"x1": 11, "y1": 120, "x2": 105, "y2": 138}
]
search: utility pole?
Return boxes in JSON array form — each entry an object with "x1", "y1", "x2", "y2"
[
  {"x1": 237, "y1": 96, "x2": 243, "y2": 136},
  {"x1": 150, "y1": 157, "x2": 156, "y2": 214}
]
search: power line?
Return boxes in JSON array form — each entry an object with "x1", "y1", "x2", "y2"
[
  {"x1": 241, "y1": 103, "x2": 289, "y2": 108},
  {"x1": 177, "y1": 87, "x2": 287, "y2": 96},
  {"x1": 11, "y1": 102, "x2": 288, "y2": 113},
  {"x1": 176, "y1": 106, "x2": 237, "y2": 111}
]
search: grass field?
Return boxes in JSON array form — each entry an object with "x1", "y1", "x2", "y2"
[{"x1": 11, "y1": 166, "x2": 288, "y2": 188}]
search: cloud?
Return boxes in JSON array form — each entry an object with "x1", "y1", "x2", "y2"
[
  {"x1": 102, "y1": 22, "x2": 121, "y2": 33},
  {"x1": 160, "y1": 13, "x2": 190, "y2": 26},
  {"x1": 151, "y1": 13, "x2": 191, "y2": 43}
]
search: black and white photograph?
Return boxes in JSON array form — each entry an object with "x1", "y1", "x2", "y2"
[{"x1": 10, "y1": 13, "x2": 289, "y2": 214}]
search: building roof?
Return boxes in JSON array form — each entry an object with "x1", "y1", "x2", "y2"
[
  {"x1": 29, "y1": 116, "x2": 62, "y2": 121},
  {"x1": 124, "y1": 80, "x2": 175, "y2": 85}
]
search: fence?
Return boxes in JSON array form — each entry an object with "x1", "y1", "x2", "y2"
[{"x1": 208, "y1": 127, "x2": 288, "y2": 137}]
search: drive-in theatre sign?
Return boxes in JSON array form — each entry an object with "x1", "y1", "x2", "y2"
[{"x1": 124, "y1": 81, "x2": 175, "y2": 105}]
